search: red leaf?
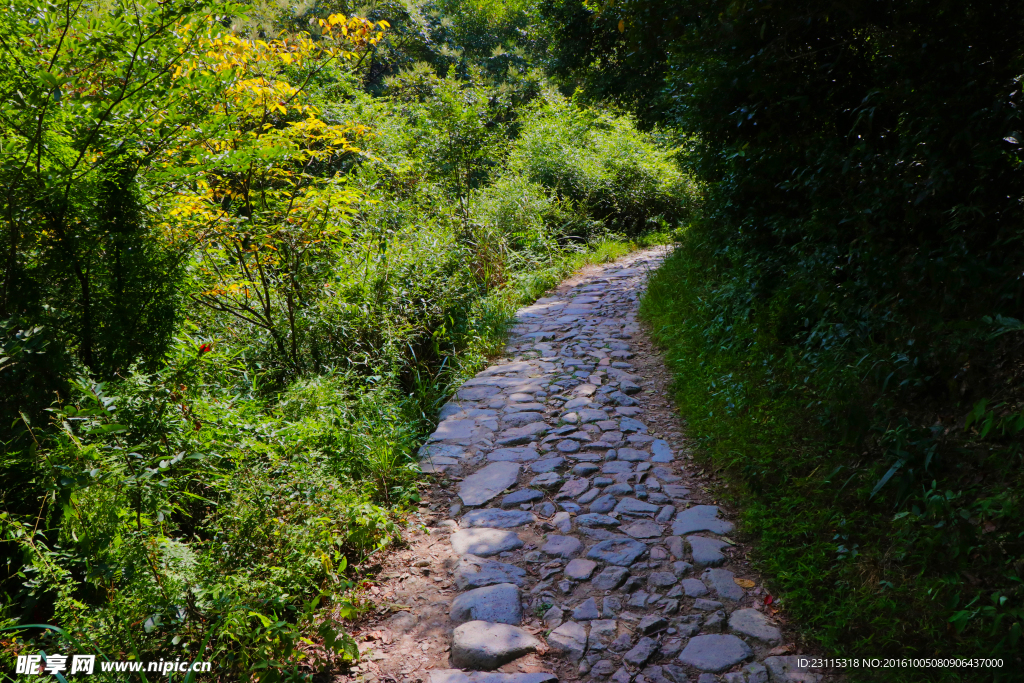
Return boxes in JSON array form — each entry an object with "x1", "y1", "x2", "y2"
[{"x1": 764, "y1": 594, "x2": 774, "y2": 605}]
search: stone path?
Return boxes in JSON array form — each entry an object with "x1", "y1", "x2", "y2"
[{"x1": 352, "y1": 249, "x2": 827, "y2": 683}]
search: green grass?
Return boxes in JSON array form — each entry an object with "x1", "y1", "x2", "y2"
[{"x1": 640, "y1": 240, "x2": 1023, "y2": 683}]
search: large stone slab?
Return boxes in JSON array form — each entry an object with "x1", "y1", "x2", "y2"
[
  {"x1": 460, "y1": 462, "x2": 521, "y2": 506},
  {"x1": 614, "y1": 498, "x2": 660, "y2": 517},
  {"x1": 454, "y1": 555, "x2": 527, "y2": 589},
  {"x1": 462, "y1": 509, "x2": 537, "y2": 528},
  {"x1": 677, "y1": 634, "x2": 753, "y2": 672},
  {"x1": 672, "y1": 505, "x2": 734, "y2": 535},
  {"x1": 586, "y1": 538, "x2": 647, "y2": 566},
  {"x1": 728, "y1": 608, "x2": 782, "y2": 644},
  {"x1": 450, "y1": 583, "x2": 523, "y2": 625},
  {"x1": 451, "y1": 528, "x2": 524, "y2": 556},
  {"x1": 497, "y1": 422, "x2": 549, "y2": 446},
  {"x1": 433, "y1": 419, "x2": 478, "y2": 441},
  {"x1": 451, "y1": 621, "x2": 540, "y2": 670}
]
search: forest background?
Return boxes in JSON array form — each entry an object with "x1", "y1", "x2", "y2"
[
  {"x1": 0, "y1": 0, "x2": 690, "y2": 679},
  {"x1": 4, "y1": 0, "x2": 1024, "y2": 682}
]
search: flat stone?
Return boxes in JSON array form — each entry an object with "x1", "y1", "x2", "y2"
[
  {"x1": 460, "y1": 462, "x2": 521, "y2": 506},
  {"x1": 553, "y1": 510, "x2": 572, "y2": 532},
  {"x1": 572, "y1": 597, "x2": 600, "y2": 620},
  {"x1": 497, "y1": 422, "x2": 549, "y2": 446},
  {"x1": 667, "y1": 536, "x2": 684, "y2": 559},
  {"x1": 536, "y1": 502, "x2": 556, "y2": 517},
  {"x1": 688, "y1": 536, "x2": 729, "y2": 567},
  {"x1": 647, "y1": 571, "x2": 677, "y2": 588},
  {"x1": 434, "y1": 419, "x2": 478, "y2": 441},
  {"x1": 677, "y1": 634, "x2": 753, "y2": 673},
  {"x1": 565, "y1": 558, "x2": 598, "y2": 580},
  {"x1": 573, "y1": 463, "x2": 600, "y2": 476},
  {"x1": 589, "y1": 494, "x2": 618, "y2": 514},
  {"x1": 623, "y1": 520, "x2": 664, "y2": 539},
  {"x1": 542, "y1": 535, "x2": 582, "y2": 558},
  {"x1": 619, "y1": 417, "x2": 647, "y2": 433},
  {"x1": 681, "y1": 578, "x2": 708, "y2": 597},
  {"x1": 557, "y1": 478, "x2": 590, "y2": 498},
  {"x1": 577, "y1": 513, "x2": 620, "y2": 528},
  {"x1": 588, "y1": 619, "x2": 618, "y2": 646},
  {"x1": 663, "y1": 485, "x2": 691, "y2": 499},
  {"x1": 614, "y1": 498, "x2": 659, "y2": 517},
  {"x1": 650, "y1": 440, "x2": 674, "y2": 462},
  {"x1": 704, "y1": 568, "x2": 745, "y2": 601},
  {"x1": 623, "y1": 636, "x2": 659, "y2": 667},
  {"x1": 609, "y1": 391, "x2": 638, "y2": 407},
  {"x1": 729, "y1": 608, "x2": 782, "y2": 644},
  {"x1": 617, "y1": 448, "x2": 649, "y2": 462},
  {"x1": 763, "y1": 656, "x2": 822, "y2": 682},
  {"x1": 693, "y1": 598, "x2": 724, "y2": 611},
  {"x1": 652, "y1": 467, "x2": 681, "y2": 482},
  {"x1": 655, "y1": 505, "x2": 676, "y2": 523},
  {"x1": 592, "y1": 566, "x2": 630, "y2": 590},
  {"x1": 723, "y1": 664, "x2": 769, "y2": 683},
  {"x1": 556, "y1": 439, "x2": 581, "y2": 453},
  {"x1": 530, "y1": 457, "x2": 565, "y2": 473},
  {"x1": 457, "y1": 386, "x2": 502, "y2": 401},
  {"x1": 450, "y1": 583, "x2": 523, "y2": 625},
  {"x1": 543, "y1": 605, "x2": 564, "y2": 629},
  {"x1": 451, "y1": 528, "x2": 524, "y2": 556},
  {"x1": 429, "y1": 670, "x2": 557, "y2": 683},
  {"x1": 672, "y1": 505, "x2": 734, "y2": 535},
  {"x1": 602, "y1": 461, "x2": 633, "y2": 474},
  {"x1": 611, "y1": 667, "x2": 631, "y2": 683},
  {"x1": 489, "y1": 447, "x2": 541, "y2": 463},
  {"x1": 501, "y1": 489, "x2": 544, "y2": 508},
  {"x1": 530, "y1": 472, "x2": 564, "y2": 489},
  {"x1": 503, "y1": 412, "x2": 546, "y2": 428},
  {"x1": 586, "y1": 538, "x2": 647, "y2": 566},
  {"x1": 454, "y1": 555, "x2": 528, "y2": 589},
  {"x1": 462, "y1": 509, "x2": 537, "y2": 528},
  {"x1": 548, "y1": 621, "x2": 588, "y2": 662},
  {"x1": 451, "y1": 621, "x2": 540, "y2": 670},
  {"x1": 591, "y1": 660, "x2": 617, "y2": 677},
  {"x1": 638, "y1": 615, "x2": 669, "y2": 635},
  {"x1": 602, "y1": 596, "x2": 622, "y2": 617}
]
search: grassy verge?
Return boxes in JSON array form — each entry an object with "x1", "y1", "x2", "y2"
[{"x1": 641, "y1": 239, "x2": 1022, "y2": 683}]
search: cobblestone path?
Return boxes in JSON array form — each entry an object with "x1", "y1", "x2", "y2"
[{"x1": 356, "y1": 248, "x2": 825, "y2": 683}]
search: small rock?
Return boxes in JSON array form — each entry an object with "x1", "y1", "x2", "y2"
[
  {"x1": 609, "y1": 633, "x2": 633, "y2": 653},
  {"x1": 451, "y1": 621, "x2": 541, "y2": 670},
  {"x1": 672, "y1": 505, "x2": 734, "y2": 535},
  {"x1": 574, "y1": 463, "x2": 601, "y2": 476},
  {"x1": 681, "y1": 578, "x2": 709, "y2": 597},
  {"x1": 763, "y1": 656, "x2": 820, "y2": 682},
  {"x1": 593, "y1": 566, "x2": 630, "y2": 590},
  {"x1": 536, "y1": 502, "x2": 556, "y2": 517},
  {"x1": 655, "y1": 505, "x2": 676, "y2": 523},
  {"x1": 548, "y1": 621, "x2": 588, "y2": 662},
  {"x1": 553, "y1": 511, "x2": 573, "y2": 533},
  {"x1": 687, "y1": 536, "x2": 729, "y2": 567},
  {"x1": 591, "y1": 660, "x2": 617, "y2": 677},
  {"x1": 672, "y1": 561, "x2": 694, "y2": 576},
  {"x1": 728, "y1": 609, "x2": 782, "y2": 644},
  {"x1": 501, "y1": 489, "x2": 544, "y2": 508},
  {"x1": 578, "y1": 513, "x2": 620, "y2": 528},
  {"x1": 543, "y1": 605, "x2": 564, "y2": 629},
  {"x1": 624, "y1": 520, "x2": 665, "y2": 539},
  {"x1": 638, "y1": 615, "x2": 669, "y2": 635},
  {"x1": 611, "y1": 667, "x2": 633, "y2": 683},
  {"x1": 542, "y1": 534, "x2": 582, "y2": 558},
  {"x1": 666, "y1": 536, "x2": 685, "y2": 559},
  {"x1": 579, "y1": 488, "x2": 601, "y2": 504},
  {"x1": 677, "y1": 634, "x2": 753, "y2": 673},
  {"x1": 703, "y1": 568, "x2": 745, "y2": 601},
  {"x1": 557, "y1": 477, "x2": 590, "y2": 498},
  {"x1": 530, "y1": 457, "x2": 565, "y2": 473},
  {"x1": 530, "y1": 472, "x2": 564, "y2": 489},
  {"x1": 650, "y1": 440, "x2": 674, "y2": 462},
  {"x1": 694, "y1": 598, "x2": 725, "y2": 611},
  {"x1": 573, "y1": 597, "x2": 601, "y2": 620},
  {"x1": 565, "y1": 558, "x2": 598, "y2": 580},
  {"x1": 587, "y1": 538, "x2": 647, "y2": 566},
  {"x1": 702, "y1": 610, "x2": 726, "y2": 633},
  {"x1": 647, "y1": 571, "x2": 677, "y2": 588},
  {"x1": 623, "y1": 636, "x2": 659, "y2": 667},
  {"x1": 627, "y1": 591, "x2": 649, "y2": 608},
  {"x1": 602, "y1": 596, "x2": 622, "y2": 617},
  {"x1": 589, "y1": 494, "x2": 618, "y2": 514},
  {"x1": 614, "y1": 498, "x2": 660, "y2": 517}
]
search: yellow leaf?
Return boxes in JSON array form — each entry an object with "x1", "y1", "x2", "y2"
[
  {"x1": 734, "y1": 578, "x2": 756, "y2": 589},
  {"x1": 618, "y1": 19, "x2": 625, "y2": 32}
]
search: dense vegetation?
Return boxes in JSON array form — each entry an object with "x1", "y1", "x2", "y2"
[
  {"x1": 540, "y1": 0, "x2": 1024, "y2": 679},
  {"x1": 0, "y1": 0, "x2": 693, "y2": 678}
]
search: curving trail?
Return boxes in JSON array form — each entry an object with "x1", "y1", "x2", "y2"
[{"x1": 352, "y1": 248, "x2": 826, "y2": 683}]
